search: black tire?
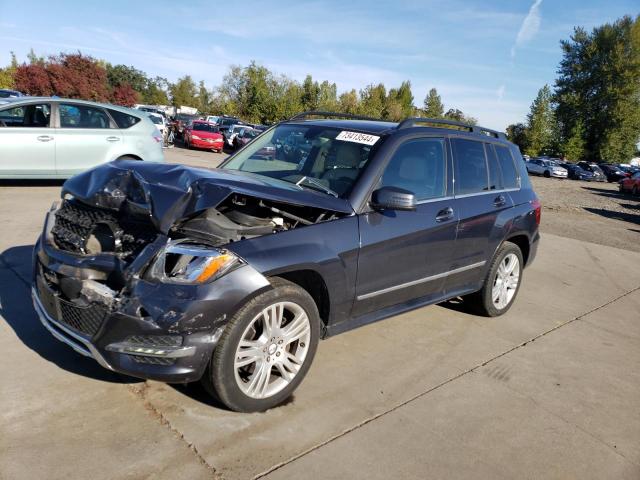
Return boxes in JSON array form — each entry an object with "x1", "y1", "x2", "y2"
[
  {"x1": 543, "y1": 170, "x2": 551, "y2": 178},
  {"x1": 633, "y1": 185, "x2": 639, "y2": 197},
  {"x1": 201, "y1": 278, "x2": 320, "y2": 412},
  {"x1": 464, "y1": 242, "x2": 524, "y2": 317}
]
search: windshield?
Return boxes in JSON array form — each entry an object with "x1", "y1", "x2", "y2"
[
  {"x1": 193, "y1": 123, "x2": 218, "y2": 133},
  {"x1": 221, "y1": 124, "x2": 382, "y2": 197}
]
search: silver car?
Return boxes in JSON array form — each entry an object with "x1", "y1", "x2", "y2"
[
  {"x1": 0, "y1": 97, "x2": 164, "y2": 179},
  {"x1": 526, "y1": 158, "x2": 568, "y2": 178}
]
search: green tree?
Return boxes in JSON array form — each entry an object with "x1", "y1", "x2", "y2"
[
  {"x1": 524, "y1": 85, "x2": 556, "y2": 156},
  {"x1": 105, "y1": 64, "x2": 147, "y2": 93},
  {"x1": 506, "y1": 123, "x2": 529, "y2": 153},
  {"x1": 317, "y1": 80, "x2": 338, "y2": 111},
  {"x1": 444, "y1": 108, "x2": 477, "y2": 125},
  {"x1": 562, "y1": 119, "x2": 586, "y2": 161},
  {"x1": 170, "y1": 75, "x2": 198, "y2": 107},
  {"x1": 387, "y1": 80, "x2": 414, "y2": 119},
  {"x1": 555, "y1": 15, "x2": 640, "y2": 162},
  {"x1": 143, "y1": 77, "x2": 170, "y2": 105},
  {"x1": 0, "y1": 52, "x2": 18, "y2": 89},
  {"x1": 301, "y1": 75, "x2": 319, "y2": 111},
  {"x1": 339, "y1": 89, "x2": 359, "y2": 114},
  {"x1": 358, "y1": 83, "x2": 387, "y2": 118},
  {"x1": 197, "y1": 80, "x2": 211, "y2": 113},
  {"x1": 423, "y1": 87, "x2": 444, "y2": 118}
]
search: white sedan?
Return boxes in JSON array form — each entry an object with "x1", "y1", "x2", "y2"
[{"x1": 0, "y1": 97, "x2": 164, "y2": 179}]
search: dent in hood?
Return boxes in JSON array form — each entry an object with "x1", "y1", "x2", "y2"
[{"x1": 62, "y1": 161, "x2": 354, "y2": 234}]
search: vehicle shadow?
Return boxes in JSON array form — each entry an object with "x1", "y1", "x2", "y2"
[
  {"x1": 580, "y1": 185, "x2": 627, "y2": 200},
  {"x1": 0, "y1": 244, "x2": 141, "y2": 383},
  {"x1": 583, "y1": 207, "x2": 640, "y2": 225},
  {"x1": 169, "y1": 382, "x2": 296, "y2": 411}
]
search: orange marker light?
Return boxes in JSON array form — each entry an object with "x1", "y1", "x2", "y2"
[{"x1": 196, "y1": 254, "x2": 234, "y2": 283}]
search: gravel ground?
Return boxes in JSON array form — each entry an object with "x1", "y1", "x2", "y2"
[{"x1": 530, "y1": 176, "x2": 640, "y2": 252}]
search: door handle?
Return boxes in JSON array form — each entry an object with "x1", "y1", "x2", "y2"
[
  {"x1": 435, "y1": 207, "x2": 454, "y2": 222},
  {"x1": 37, "y1": 135, "x2": 53, "y2": 142},
  {"x1": 493, "y1": 195, "x2": 506, "y2": 207},
  {"x1": 106, "y1": 136, "x2": 120, "y2": 142}
]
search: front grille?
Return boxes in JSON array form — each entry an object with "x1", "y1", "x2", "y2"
[
  {"x1": 52, "y1": 200, "x2": 156, "y2": 259},
  {"x1": 58, "y1": 299, "x2": 107, "y2": 337},
  {"x1": 36, "y1": 263, "x2": 108, "y2": 338}
]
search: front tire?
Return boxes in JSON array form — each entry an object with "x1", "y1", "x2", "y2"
[
  {"x1": 202, "y1": 278, "x2": 320, "y2": 412},
  {"x1": 465, "y1": 242, "x2": 524, "y2": 317},
  {"x1": 543, "y1": 170, "x2": 551, "y2": 178}
]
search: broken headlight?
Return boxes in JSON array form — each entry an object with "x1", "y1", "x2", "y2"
[{"x1": 147, "y1": 240, "x2": 241, "y2": 284}]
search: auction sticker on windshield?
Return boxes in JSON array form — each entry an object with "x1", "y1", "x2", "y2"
[{"x1": 335, "y1": 131, "x2": 380, "y2": 146}]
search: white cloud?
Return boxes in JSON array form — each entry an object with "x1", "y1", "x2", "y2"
[
  {"x1": 511, "y1": 0, "x2": 543, "y2": 58},
  {"x1": 497, "y1": 84, "x2": 506, "y2": 101}
]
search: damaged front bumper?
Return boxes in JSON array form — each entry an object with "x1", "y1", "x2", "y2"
[{"x1": 32, "y1": 206, "x2": 271, "y2": 383}]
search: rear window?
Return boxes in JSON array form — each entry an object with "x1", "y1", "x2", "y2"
[
  {"x1": 493, "y1": 145, "x2": 519, "y2": 189},
  {"x1": 452, "y1": 138, "x2": 489, "y2": 195},
  {"x1": 108, "y1": 109, "x2": 141, "y2": 129}
]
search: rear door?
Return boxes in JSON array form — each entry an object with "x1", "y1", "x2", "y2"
[
  {"x1": 0, "y1": 102, "x2": 55, "y2": 176},
  {"x1": 445, "y1": 138, "x2": 514, "y2": 294},
  {"x1": 54, "y1": 103, "x2": 122, "y2": 175},
  {"x1": 353, "y1": 136, "x2": 458, "y2": 316}
]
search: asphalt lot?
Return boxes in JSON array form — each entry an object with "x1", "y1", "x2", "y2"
[{"x1": 1, "y1": 148, "x2": 639, "y2": 479}]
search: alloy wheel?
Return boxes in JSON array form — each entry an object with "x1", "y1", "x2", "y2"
[
  {"x1": 491, "y1": 253, "x2": 520, "y2": 310},
  {"x1": 233, "y1": 301, "x2": 311, "y2": 399}
]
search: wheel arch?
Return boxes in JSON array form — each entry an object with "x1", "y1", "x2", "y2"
[{"x1": 270, "y1": 269, "x2": 331, "y2": 330}]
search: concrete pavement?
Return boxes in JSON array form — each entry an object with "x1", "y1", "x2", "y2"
[{"x1": 0, "y1": 161, "x2": 639, "y2": 479}]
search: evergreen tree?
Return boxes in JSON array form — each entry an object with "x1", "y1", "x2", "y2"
[
  {"x1": 562, "y1": 119, "x2": 586, "y2": 161},
  {"x1": 525, "y1": 85, "x2": 556, "y2": 157},
  {"x1": 423, "y1": 88, "x2": 444, "y2": 118}
]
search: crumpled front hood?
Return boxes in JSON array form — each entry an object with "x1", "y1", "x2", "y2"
[{"x1": 62, "y1": 161, "x2": 354, "y2": 234}]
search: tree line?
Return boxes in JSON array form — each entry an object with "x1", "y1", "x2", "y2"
[
  {"x1": 0, "y1": 51, "x2": 475, "y2": 126},
  {"x1": 507, "y1": 15, "x2": 640, "y2": 163}
]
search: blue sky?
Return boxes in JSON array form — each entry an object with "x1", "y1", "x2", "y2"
[{"x1": 0, "y1": 0, "x2": 637, "y2": 129}]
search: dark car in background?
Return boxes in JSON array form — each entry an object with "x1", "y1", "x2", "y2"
[
  {"x1": 561, "y1": 163, "x2": 595, "y2": 181},
  {"x1": 598, "y1": 164, "x2": 627, "y2": 183},
  {"x1": 619, "y1": 171, "x2": 640, "y2": 195},
  {"x1": 233, "y1": 127, "x2": 259, "y2": 150},
  {"x1": 32, "y1": 112, "x2": 540, "y2": 413},
  {"x1": 172, "y1": 113, "x2": 201, "y2": 139},
  {"x1": 0, "y1": 89, "x2": 25, "y2": 98},
  {"x1": 576, "y1": 161, "x2": 606, "y2": 182}
]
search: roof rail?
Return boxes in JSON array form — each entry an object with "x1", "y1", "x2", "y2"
[
  {"x1": 397, "y1": 117, "x2": 506, "y2": 140},
  {"x1": 289, "y1": 111, "x2": 383, "y2": 122}
]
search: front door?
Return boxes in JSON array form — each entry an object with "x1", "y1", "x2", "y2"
[
  {"x1": 353, "y1": 136, "x2": 458, "y2": 317},
  {"x1": 0, "y1": 102, "x2": 55, "y2": 176}
]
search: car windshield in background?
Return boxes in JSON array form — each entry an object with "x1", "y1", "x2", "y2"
[
  {"x1": 243, "y1": 129, "x2": 258, "y2": 138},
  {"x1": 193, "y1": 123, "x2": 218, "y2": 132},
  {"x1": 149, "y1": 116, "x2": 162, "y2": 124},
  {"x1": 221, "y1": 124, "x2": 381, "y2": 197}
]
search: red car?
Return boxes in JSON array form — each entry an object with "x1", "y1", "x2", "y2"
[
  {"x1": 184, "y1": 121, "x2": 224, "y2": 152},
  {"x1": 619, "y1": 171, "x2": 640, "y2": 195}
]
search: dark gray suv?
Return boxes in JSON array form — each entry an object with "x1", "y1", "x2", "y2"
[{"x1": 32, "y1": 112, "x2": 541, "y2": 412}]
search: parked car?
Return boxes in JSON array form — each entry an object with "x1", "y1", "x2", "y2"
[
  {"x1": 597, "y1": 164, "x2": 626, "y2": 182},
  {"x1": 233, "y1": 127, "x2": 259, "y2": 150},
  {"x1": 172, "y1": 113, "x2": 201, "y2": 139},
  {"x1": 576, "y1": 162, "x2": 606, "y2": 182},
  {"x1": 147, "y1": 112, "x2": 167, "y2": 136},
  {"x1": 619, "y1": 171, "x2": 640, "y2": 195},
  {"x1": 204, "y1": 115, "x2": 219, "y2": 124},
  {"x1": 0, "y1": 89, "x2": 25, "y2": 99},
  {"x1": 561, "y1": 163, "x2": 595, "y2": 181},
  {"x1": 225, "y1": 124, "x2": 248, "y2": 148},
  {"x1": 0, "y1": 97, "x2": 164, "y2": 178},
  {"x1": 526, "y1": 158, "x2": 568, "y2": 178},
  {"x1": 183, "y1": 120, "x2": 224, "y2": 152},
  {"x1": 32, "y1": 113, "x2": 540, "y2": 412}
]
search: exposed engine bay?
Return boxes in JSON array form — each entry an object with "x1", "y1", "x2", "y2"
[{"x1": 51, "y1": 193, "x2": 344, "y2": 259}]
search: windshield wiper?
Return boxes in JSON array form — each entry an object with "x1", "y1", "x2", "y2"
[{"x1": 295, "y1": 176, "x2": 339, "y2": 197}]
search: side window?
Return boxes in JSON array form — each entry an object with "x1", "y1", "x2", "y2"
[
  {"x1": 494, "y1": 145, "x2": 519, "y2": 189},
  {"x1": 379, "y1": 138, "x2": 446, "y2": 201},
  {"x1": 108, "y1": 109, "x2": 141, "y2": 129},
  {"x1": 0, "y1": 103, "x2": 51, "y2": 127},
  {"x1": 452, "y1": 138, "x2": 489, "y2": 195},
  {"x1": 59, "y1": 104, "x2": 111, "y2": 129},
  {"x1": 485, "y1": 144, "x2": 503, "y2": 191}
]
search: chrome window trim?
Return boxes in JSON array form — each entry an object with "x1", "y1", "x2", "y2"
[
  {"x1": 415, "y1": 195, "x2": 454, "y2": 205},
  {"x1": 357, "y1": 261, "x2": 486, "y2": 301},
  {"x1": 453, "y1": 187, "x2": 519, "y2": 199}
]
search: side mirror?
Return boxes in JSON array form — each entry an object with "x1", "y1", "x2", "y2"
[{"x1": 370, "y1": 186, "x2": 417, "y2": 211}]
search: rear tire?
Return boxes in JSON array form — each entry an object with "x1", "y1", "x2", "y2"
[
  {"x1": 464, "y1": 242, "x2": 524, "y2": 317},
  {"x1": 633, "y1": 185, "x2": 639, "y2": 197},
  {"x1": 201, "y1": 278, "x2": 320, "y2": 412}
]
